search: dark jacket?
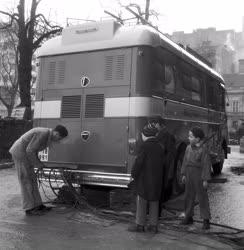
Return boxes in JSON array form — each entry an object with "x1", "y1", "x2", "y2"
[
  {"x1": 181, "y1": 144, "x2": 211, "y2": 181},
  {"x1": 131, "y1": 138, "x2": 165, "y2": 201},
  {"x1": 157, "y1": 128, "x2": 176, "y2": 185}
]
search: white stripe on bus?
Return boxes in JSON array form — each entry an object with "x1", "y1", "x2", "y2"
[
  {"x1": 104, "y1": 97, "x2": 164, "y2": 117},
  {"x1": 33, "y1": 97, "x2": 224, "y2": 121},
  {"x1": 34, "y1": 100, "x2": 61, "y2": 119}
]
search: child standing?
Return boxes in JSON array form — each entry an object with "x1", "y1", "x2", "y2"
[
  {"x1": 128, "y1": 124, "x2": 165, "y2": 233},
  {"x1": 180, "y1": 127, "x2": 211, "y2": 230}
]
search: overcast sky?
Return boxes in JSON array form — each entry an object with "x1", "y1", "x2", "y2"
[{"x1": 1, "y1": 0, "x2": 244, "y2": 34}]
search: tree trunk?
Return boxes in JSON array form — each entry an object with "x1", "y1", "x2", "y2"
[
  {"x1": 17, "y1": 43, "x2": 32, "y2": 119},
  {"x1": 1, "y1": 0, "x2": 62, "y2": 120},
  {"x1": 16, "y1": 0, "x2": 32, "y2": 120},
  {"x1": 7, "y1": 106, "x2": 12, "y2": 117}
]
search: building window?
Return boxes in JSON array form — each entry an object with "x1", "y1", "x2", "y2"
[
  {"x1": 233, "y1": 100, "x2": 239, "y2": 112},
  {"x1": 232, "y1": 121, "x2": 238, "y2": 129}
]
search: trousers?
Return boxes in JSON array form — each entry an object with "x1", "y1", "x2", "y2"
[
  {"x1": 135, "y1": 195, "x2": 159, "y2": 226},
  {"x1": 11, "y1": 154, "x2": 42, "y2": 211},
  {"x1": 184, "y1": 167, "x2": 211, "y2": 220}
]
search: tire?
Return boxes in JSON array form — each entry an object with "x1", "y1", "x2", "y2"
[
  {"x1": 212, "y1": 147, "x2": 225, "y2": 175},
  {"x1": 212, "y1": 161, "x2": 224, "y2": 175}
]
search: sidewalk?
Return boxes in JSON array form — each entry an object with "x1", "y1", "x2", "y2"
[{"x1": 0, "y1": 168, "x2": 241, "y2": 250}]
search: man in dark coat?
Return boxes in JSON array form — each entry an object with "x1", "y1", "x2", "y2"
[
  {"x1": 128, "y1": 124, "x2": 165, "y2": 233},
  {"x1": 149, "y1": 117, "x2": 176, "y2": 212}
]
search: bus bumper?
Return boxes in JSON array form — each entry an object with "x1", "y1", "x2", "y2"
[{"x1": 38, "y1": 167, "x2": 132, "y2": 188}]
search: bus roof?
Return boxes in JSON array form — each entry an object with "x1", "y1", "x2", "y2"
[{"x1": 37, "y1": 20, "x2": 224, "y2": 83}]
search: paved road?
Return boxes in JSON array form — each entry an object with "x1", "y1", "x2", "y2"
[
  {"x1": 0, "y1": 146, "x2": 243, "y2": 249},
  {"x1": 208, "y1": 145, "x2": 244, "y2": 229}
]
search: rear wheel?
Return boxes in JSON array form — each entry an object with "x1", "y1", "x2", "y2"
[
  {"x1": 212, "y1": 148, "x2": 225, "y2": 175},
  {"x1": 212, "y1": 161, "x2": 224, "y2": 175}
]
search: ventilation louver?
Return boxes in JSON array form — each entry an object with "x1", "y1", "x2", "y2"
[
  {"x1": 48, "y1": 62, "x2": 56, "y2": 84},
  {"x1": 115, "y1": 55, "x2": 125, "y2": 80},
  {"x1": 104, "y1": 55, "x2": 125, "y2": 81},
  {"x1": 85, "y1": 94, "x2": 104, "y2": 118},
  {"x1": 57, "y1": 61, "x2": 66, "y2": 84},
  {"x1": 104, "y1": 56, "x2": 113, "y2": 81},
  {"x1": 48, "y1": 60, "x2": 66, "y2": 85},
  {"x1": 61, "y1": 95, "x2": 81, "y2": 118}
]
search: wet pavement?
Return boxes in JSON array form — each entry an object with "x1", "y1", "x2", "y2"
[
  {"x1": 208, "y1": 145, "x2": 244, "y2": 230},
  {"x1": 0, "y1": 146, "x2": 243, "y2": 249}
]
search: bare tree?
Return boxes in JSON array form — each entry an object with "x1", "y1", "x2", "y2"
[
  {"x1": 0, "y1": 0, "x2": 62, "y2": 119},
  {"x1": 109, "y1": 0, "x2": 159, "y2": 27},
  {"x1": 0, "y1": 27, "x2": 18, "y2": 117}
]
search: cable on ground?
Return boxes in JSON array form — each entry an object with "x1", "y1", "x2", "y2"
[{"x1": 36, "y1": 167, "x2": 244, "y2": 248}]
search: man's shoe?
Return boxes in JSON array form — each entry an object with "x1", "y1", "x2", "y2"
[
  {"x1": 180, "y1": 217, "x2": 194, "y2": 225},
  {"x1": 25, "y1": 208, "x2": 45, "y2": 216},
  {"x1": 128, "y1": 224, "x2": 145, "y2": 232},
  {"x1": 147, "y1": 225, "x2": 158, "y2": 233},
  {"x1": 202, "y1": 219, "x2": 210, "y2": 230},
  {"x1": 37, "y1": 204, "x2": 52, "y2": 212}
]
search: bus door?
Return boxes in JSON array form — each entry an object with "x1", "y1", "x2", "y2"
[{"x1": 35, "y1": 55, "x2": 86, "y2": 164}]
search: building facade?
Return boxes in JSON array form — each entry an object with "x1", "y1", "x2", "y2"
[
  {"x1": 224, "y1": 74, "x2": 244, "y2": 140},
  {"x1": 171, "y1": 28, "x2": 238, "y2": 75},
  {"x1": 171, "y1": 19, "x2": 244, "y2": 139}
]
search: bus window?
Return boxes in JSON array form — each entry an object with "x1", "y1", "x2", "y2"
[
  {"x1": 181, "y1": 73, "x2": 193, "y2": 100},
  {"x1": 191, "y1": 76, "x2": 201, "y2": 101},
  {"x1": 207, "y1": 78, "x2": 221, "y2": 110},
  {"x1": 153, "y1": 61, "x2": 165, "y2": 93},
  {"x1": 165, "y1": 65, "x2": 175, "y2": 93},
  {"x1": 206, "y1": 81, "x2": 213, "y2": 109},
  {"x1": 216, "y1": 84, "x2": 226, "y2": 112},
  {"x1": 220, "y1": 86, "x2": 226, "y2": 111},
  {"x1": 152, "y1": 47, "x2": 176, "y2": 96},
  {"x1": 152, "y1": 63, "x2": 176, "y2": 95},
  {"x1": 176, "y1": 69, "x2": 202, "y2": 104}
]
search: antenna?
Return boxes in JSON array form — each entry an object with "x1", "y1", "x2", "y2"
[{"x1": 125, "y1": 7, "x2": 162, "y2": 34}]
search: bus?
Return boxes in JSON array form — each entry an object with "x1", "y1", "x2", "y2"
[{"x1": 35, "y1": 20, "x2": 229, "y2": 194}]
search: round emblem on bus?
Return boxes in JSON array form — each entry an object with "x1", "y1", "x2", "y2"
[
  {"x1": 81, "y1": 76, "x2": 90, "y2": 87},
  {"x1": 81, "y1": 131, "x2": 90, "y2": 141}
]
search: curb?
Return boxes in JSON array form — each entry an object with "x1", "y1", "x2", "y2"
[{"x1": 0, "y1": 162, "x2": 14, "y2": 170}]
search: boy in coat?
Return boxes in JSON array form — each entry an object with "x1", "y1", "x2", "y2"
[
  {"x1": 149, "y1": 116, "x2": 176, "y2": 205},
  {"x1": 180, "y1": 127, "x2": 211, "y2": 230},
  {"x1": 128, "y1": 124, "x2": 165, "y2": 233},
  {"x1": 9, "y1": 125, "x2": 68, "y2": 216}
]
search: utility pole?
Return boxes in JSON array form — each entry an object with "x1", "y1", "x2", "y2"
[{"x1": 145, "y1": 0, "x2": 150, "y2": 21}]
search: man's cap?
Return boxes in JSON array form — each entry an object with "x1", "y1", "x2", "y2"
[
  {"x1": 142, "y1": 124, "x2": 158, "y2": 137},
  {"x1": 148, "y1": 116, "x2": 164, "y2": 125}
]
